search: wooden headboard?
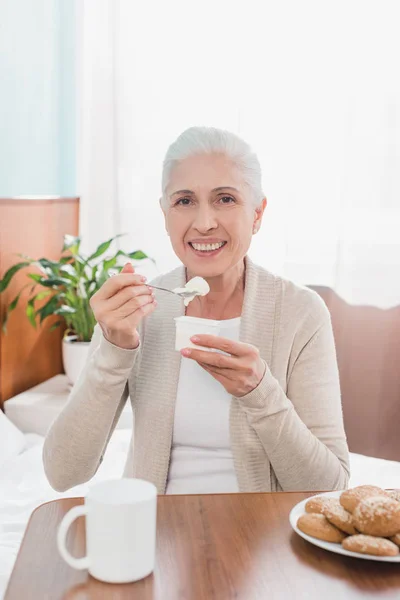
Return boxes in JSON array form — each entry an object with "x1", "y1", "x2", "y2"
[
  {"x1": 309, "y1": 286, "x2": 400, "y2": 461},
  {"x1": 0, "y1": 197, "x2": 80, "y2": 408}
]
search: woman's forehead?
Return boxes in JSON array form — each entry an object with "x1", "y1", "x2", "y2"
[{"x1": 167, "y1": 153, "x2": 245, "y2": 196}]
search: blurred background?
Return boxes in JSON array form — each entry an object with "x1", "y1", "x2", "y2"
[{"x1": 0, "y1": 0, "x2": 399, "y2": 404}]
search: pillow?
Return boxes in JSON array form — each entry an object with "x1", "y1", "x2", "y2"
[{"x1": 0, "y1": 409, "x2": 26, "y2": 468}]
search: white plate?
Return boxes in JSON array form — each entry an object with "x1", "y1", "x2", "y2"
[{"x1": 289, "y1": 490, "x2": 400, "y2": 562}]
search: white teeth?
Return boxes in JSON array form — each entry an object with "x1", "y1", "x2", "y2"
[{"x1": 191, "y1": 242, "x2": 225, "y2": 252}]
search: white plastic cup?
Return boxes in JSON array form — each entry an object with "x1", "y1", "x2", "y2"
[{"x1": 174, "y1": 316, "x2": 220, "y2": 351}]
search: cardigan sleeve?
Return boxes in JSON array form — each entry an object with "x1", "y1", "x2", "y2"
[
  {"x1": 237, "y1": 314, "x2": 350, "y2": 492},
  {"x1": 42, "y1": 324, "x2": 139, "y2": 492}
]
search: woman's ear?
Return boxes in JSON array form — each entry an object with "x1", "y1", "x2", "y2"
[{"x1": 253, "y1": 197, "x2": 267, "y2": 234}]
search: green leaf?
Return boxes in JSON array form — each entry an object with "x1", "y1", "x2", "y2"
[
  {"x1": 34, "y1": 262, "x2": 54, "y2": 278},
  {"x1": 60, "y1": 255, "x2": 74, "y2": 264},
  {"x1": 8, "y1": 292, "x2": 21, "y2": 312},
  {"x1": 39, "y1": 277, "x2": 71, "y2": 288},
  {"x1": 103, "y1": 256, "x2": 118, "y2": 272},
  {"x1": 90, "y1": 279, "x2": 103, "y2": 298},
  {"x1": 59, "y1": 265, "x2": 78, "y2": 284},
  {"x1": 96, "y1": 270, "x2": 109, "y2": 287},
  {"x1": 26, "y1": 298, "x2": 37, "y2": 328},
  {"x1": 49, "y1": 320, "x2": 63, "y2": 332},
  {"x1": 86, "y1": 282, "x2": 97, "y2": 297},
  {"x1": 36, "y1": 295, "x2": 60, "y2": 323},
  {"x1": 1, "y1": 290, "x2": 23, "y2": 333},
  {"x1": 28, "y1": 273, "x2": 43, "y2": 283},
  {"x1": 60, "y1": 263, "x2": 77, "y2": 276},
  {"x1": 62, "y1": 235, "x2": 81, "y2": 254},
  {"x1": 36, "y1": 258, "x2": 65, "y2": 275},
  {"x1": 123, "y1": 250, "x2": 149, "y2": 261},
  {"x1": 22, "y1": 290, "x2": 53, "y2": 328},
  {"x1": 87, "y1": 234, "x2": 125, "y2": 262},
  {"x1": 30, "y1": 271, "x2": 70, "y2": 289},
  {"x1": 0, "y1": 262, "x2": 30, "y2": 292},
  {"x1": 72, "y1": 255, "x2": 86, "y2": 276},
  {"x1": 35, "y1": 290, "x2": 53, "y2": 302}
]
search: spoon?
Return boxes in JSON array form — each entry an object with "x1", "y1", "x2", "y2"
[{"x1": 148, "y1": 284, "x2": 194, "y2": 299}]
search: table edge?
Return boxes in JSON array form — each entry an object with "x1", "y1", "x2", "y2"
[
  {"x1": 4, "y1": 496, "x2": 85, "y2": 598},
  {"x1": 26, "y1": 489, "x2": 328, "y2": 519}
]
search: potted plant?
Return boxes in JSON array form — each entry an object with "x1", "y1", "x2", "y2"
[{"x1": 0, "y1": 234, "x2": 150, "y2": 384}]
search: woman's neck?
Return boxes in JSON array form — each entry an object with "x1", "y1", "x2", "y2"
[{"x1": 185, "y1": 260, "x2": 245, "y2": 320}]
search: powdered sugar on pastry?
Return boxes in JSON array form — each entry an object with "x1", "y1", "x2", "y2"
[
  {"x1": 343, "y1": 534, "x2": 399, "y2": 557},
  {"x1": 340, "y1": 485, "x2": 386, "y2": 514},
  {"x1": 353, "y1": 495, "x2": 400, "y2": 537},
  {"x1": 324, "y1": 502, "x2": 358, "y2": 535},
  {"x1": 305, "y1": 497, "x2": 337, "y2": 515}
]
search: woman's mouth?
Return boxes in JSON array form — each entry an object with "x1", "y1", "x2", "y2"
[{"x1": 188, "y1": 241, "x2": 227, "y2": 257}]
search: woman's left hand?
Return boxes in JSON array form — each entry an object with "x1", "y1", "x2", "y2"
[{"x1": 181, "y1": 335, "x2": 266, "y2": 397}]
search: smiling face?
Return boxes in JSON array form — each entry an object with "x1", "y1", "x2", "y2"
[{"x1": 163, "y1": 153, "x2": 266, "y2": 279}]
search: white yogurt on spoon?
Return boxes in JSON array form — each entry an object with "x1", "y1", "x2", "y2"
[{"x1": 173, "y1": 276, "x2": 210, "y2": 307}]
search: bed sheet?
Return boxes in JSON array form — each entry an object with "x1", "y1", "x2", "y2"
[{"x1": 0, "y1": 429, "x2": 131, "y2": 600}]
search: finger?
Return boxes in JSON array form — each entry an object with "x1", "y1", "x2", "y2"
[
  {"x1": 197, "y1": 363, "x2": 234, "y2": 386},
  {"x1": 122, "y1": 296, "x2": 157, "y2": 322},
  {"x1": 101, "y1": 273, "x2": 147, "y2": 299},
  {"x1": 121, "y1": 262, "x2": 135, "y2": 274},
  {"x1": 117, "y1": 293, "x2": 155, "y2": 318},
  {"x1": 106, "y1": 285, "x2": 153, "y2": 310},
  {"x1": 181, "y1": 347, "x2": 237, "y2": 369},
  {"x1": 189, "y1": 335, "x2": 249, "y2": 357},
  {"x1": 197, "y1": 362, "x2": 237, "y2": 380}
]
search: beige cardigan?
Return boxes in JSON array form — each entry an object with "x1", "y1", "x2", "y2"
[{"x1": 43, "y1": 257, "x2": 350, "y2": 494}]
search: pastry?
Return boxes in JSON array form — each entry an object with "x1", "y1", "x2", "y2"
[
  {"x1": 324, "y1": 502, "x2": 358, "y2": 535},
  {"x1": 353, "y1": 495, "x2": 400, "y2": 537},
  {"x1": 386, "y1": 490, "x2": 400, "y2": 503},
  {"x1": 390, "y1": 533, "x2": 400, "y2": 547},
  {"x1": 340, "y1": 485, "x2": 385, "y2": 513},
  {"x1": 297, "y1": 513, "x2": 346, "y2": 543},
  {"x1": 342, "y1": 534, "x2": 399, "y2": 557},
  {"x1": 305, "y1": 496, "x2": 337, "y2": 515}
]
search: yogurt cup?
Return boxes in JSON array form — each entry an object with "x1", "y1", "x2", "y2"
[{"x1": 174, "y1": 316, "x2": 220, "y2": 352}]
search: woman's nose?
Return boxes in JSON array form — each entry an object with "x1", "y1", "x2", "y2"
[{"x1": 193, "y1": 207, "x2": 217, "y2": 232}]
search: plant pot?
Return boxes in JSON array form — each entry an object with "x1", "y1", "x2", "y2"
[{"x1": 62, "y1": 336, "x2": 91, "y2": 385}]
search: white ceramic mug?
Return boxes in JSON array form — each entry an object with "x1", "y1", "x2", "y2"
[{"x1": 57, "y1": 478, "x2": 157, "y2": 583}]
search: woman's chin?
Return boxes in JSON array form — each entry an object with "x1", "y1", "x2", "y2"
[{"x1": 188, "y1": 266, "x2": 225, "y2": 279}]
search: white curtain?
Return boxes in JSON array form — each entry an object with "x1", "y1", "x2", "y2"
[{"x1": 77, "y1": 0, "x2": 400, "y2": 307}]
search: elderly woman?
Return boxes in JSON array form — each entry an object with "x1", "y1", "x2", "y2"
[{"x1": 43, "y1": 126, "x2": 350, "y2": 494}]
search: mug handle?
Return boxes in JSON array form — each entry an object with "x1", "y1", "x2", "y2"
[{"x1": 57, "y1": 505, "x2": 90, "y2": 570}]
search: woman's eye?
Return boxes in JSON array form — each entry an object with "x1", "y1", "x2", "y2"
[
  {"x1": 219, "y1": 196, "x2": 235, "y2": 204},
  {"x1": 176, "y1": 197, "x2": 192, "y2": 206}
]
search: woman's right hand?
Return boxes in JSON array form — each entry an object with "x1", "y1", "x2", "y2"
[{"x1": 90, "y1": 262, "x2": 156, "y2": 349}]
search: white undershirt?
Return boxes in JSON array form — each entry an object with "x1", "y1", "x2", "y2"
[{"x1": 166, "y1": 318, "x2": 241, "y2": 495}]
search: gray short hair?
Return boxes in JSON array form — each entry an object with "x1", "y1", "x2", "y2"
[{"x1": 161, "y1": 126, "x2": 264, "y2": 208}]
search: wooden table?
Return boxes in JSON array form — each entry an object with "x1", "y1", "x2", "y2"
[{"x1": 5, "y1": 492, "x2": 400, "y2": 599}]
